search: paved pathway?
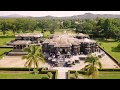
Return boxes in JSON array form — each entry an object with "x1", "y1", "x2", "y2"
[
  {"x1": 58, "y1": 71, "x2": 67, "y2": 79},
  {"x1": 53, "y1": 67, "x2": 71, "y2": 79}
]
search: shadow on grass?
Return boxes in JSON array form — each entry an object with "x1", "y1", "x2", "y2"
[
  {"x1": 96, "y1": 38, "x2": 117, "y2": 43},
  {"x1": 41, "y1": 77, "x2": 49, "y2": 79},
  {"x1": 0, "y1": 36, "x2": 15, "y2": 38},
  {"x1": 111, "y1": 47, "x2": 120, "y2": 52}
]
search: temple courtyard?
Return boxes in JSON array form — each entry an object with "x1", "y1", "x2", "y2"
[{"x1": 0, "y1": 51, "x2": 119, "y2": 69}]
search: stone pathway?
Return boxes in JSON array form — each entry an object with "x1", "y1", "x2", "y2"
[
  {"x1": 53, "y1": 67, "x2": 69, "y2": 79},
  {"x1": 58, "y1": 71, "x2": 67, "y2": 79}
]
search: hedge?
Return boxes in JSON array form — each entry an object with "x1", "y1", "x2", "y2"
[
  {"x1": 0, "y1": 67, "x2": 58, "y2": 79},
  {"x1": 98, "y1": 68, "x2": 120, "y2": 71},
  {"x1": 0, "y1": 47, "x2": 13, "y2": 48},
  {"x1": 68, "y1": 69, "x2": 120, "y2": 79},
  {"x1": 68, "y1": 70, "x2": 76, "y2": 79},
  {"x1": 40, "y1": 68, "x2": 58, "y2": 79},
  {"x1": 0, "y1": 67, "x2": 42, "y2": 71}
]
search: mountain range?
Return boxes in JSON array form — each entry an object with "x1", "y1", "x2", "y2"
[{"x1": 1, "y1": 13, "x2": 120, "y2": 19}]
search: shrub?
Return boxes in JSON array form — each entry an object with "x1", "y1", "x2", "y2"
[
  {"x1": 75, "y1": 71, "x2": 79, "y2": 79},
  {"x1": 47, "y1": 72, "x2": 53, "y2": 79},
  {"x1": 55, "y1": 70, "x2": 58, "y2": 79},
  {"x1": 0, "y1": 68, "x2": 42, "y2": 71},
  {"x1": 70, "y1": 76, "x2": 76, "y2": 79},
  {"x1": 68, "y1": 70, "x2": 76, "y2": 79},
  {"x1": 33, "y1": 68, "x2": 39, "y2": 74},
  {"x1": 98, "y1": 68, "x2": 120, "y2": 71}
]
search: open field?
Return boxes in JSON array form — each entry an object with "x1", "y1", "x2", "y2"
[{"x1": 96, "y1": 38, "x2": 120, "y2": 62}]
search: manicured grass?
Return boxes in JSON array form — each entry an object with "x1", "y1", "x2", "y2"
[
  {"x1": 70, "y1": 71, "x2": 120, "y2": 79},
  {"x1": 98, "y1": 71, "x2": 120, "y2": 79},
  {"x1": 0, "y1": 48, "x2": 13, "y2": 58},
  {"x1": 96, "y1": 38, "x2": 120, "y2": 62},
  {"x1": 0, "y1": 73, "x2": 48, "y2": 79},
  {"x1": 0, "y1": 36, "x2": 15, "y2": 46}
]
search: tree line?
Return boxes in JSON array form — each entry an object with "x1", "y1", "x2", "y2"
[{"x1": 0, "y1": 17, "x2": 120, "y2": 40}]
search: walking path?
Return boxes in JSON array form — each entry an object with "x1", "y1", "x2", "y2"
[
  {"x1": 58, "y1": 71, "x2": 67, "y2": 79},
  {"x1": 53, "y1": 67, "x2": 68, "y2": 79}
]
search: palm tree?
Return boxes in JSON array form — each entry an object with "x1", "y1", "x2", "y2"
[
  {"x1": 82, "y1": 54, "x2": 102, "y2": 79},
  {"x1": 22, "y1": 45, "x2": 45, "y2": 73}
]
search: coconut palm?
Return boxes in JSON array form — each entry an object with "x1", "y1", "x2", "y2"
[
  {"x1": 82, "y1": 54, "x2": 102, "y2": 79},
  {"x1": 22, "y1": 45, "x2": 45, "y2": 72}
]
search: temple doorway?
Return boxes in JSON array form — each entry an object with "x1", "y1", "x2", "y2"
[{"x1": 62, "y1": 49, "x2": 66, "y2": 54}]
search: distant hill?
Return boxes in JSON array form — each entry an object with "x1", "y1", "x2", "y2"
[
  {"x1": 0, "y1": 14, "x2": 31, "y2": 18},
  {"x1": 1, "y1": 13, "x2": 120, "y2": 19},
  {"x1": 34, "y1": 13, "x2": 120, "y2": 20}
]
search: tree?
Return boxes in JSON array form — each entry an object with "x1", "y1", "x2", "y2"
[
  {"x1": 75, "y1": 24, "x2": 83, "y2": 33},
  {"x1": 92, "y1": 18, "x2": 104, "y2": 37},
  {"x1": 63, "y1": 20, "x2": 71, "y2": 28},
  {"x1": 22, "y1": 45, "x2": 45, "y2": 72},
  {"x1": 82, "y1": 54, "x2": 102, "y2": 79},
  {"x1": 27, "y1": 18, "x2": 37, "y2": 33},
  {"x1": 37, "y1": 20, "x2": 50, "y2": 37},
  {"x1": 49, "y1": 20, "x2": 59, "y2": 34},
  {"x1": 0, "y1": 19, "x2": 9, "y2": 35},
  {"x1": 102, "y1": 19, "x2": 113, "y2": 39}
]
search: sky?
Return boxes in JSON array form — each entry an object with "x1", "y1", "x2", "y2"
[{"x1": 0, "y1": 11, "x2": 120, "y2": 17}]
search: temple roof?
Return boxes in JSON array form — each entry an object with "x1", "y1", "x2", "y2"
[
  {"x1": 11, "y1": 40, "x2": 32, "y2": 45},
  {"x1": 43, "y1": 34, "x2": 80, "y2": 47},
  {"x1": 76, "y1": 33, "x2": 89, "y2": 37}
]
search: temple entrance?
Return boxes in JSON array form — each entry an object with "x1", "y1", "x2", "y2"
[{"x1": 62, "y1": 49, "x2": 66, "y2": 54}]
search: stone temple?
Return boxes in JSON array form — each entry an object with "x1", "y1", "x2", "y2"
[{"x1": 42, "y1": 33, "x2": 99, "y2": 56}]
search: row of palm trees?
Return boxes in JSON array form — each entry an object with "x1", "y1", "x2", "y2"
[{"x1": 22, "y1": 45, "x2": 102, "y2": 79}]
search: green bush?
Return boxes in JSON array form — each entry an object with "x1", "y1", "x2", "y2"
[
  {"x1": 40, "y1": 68, "x2": 58, "y2": 79},
  {"x1": 47, "y1": 72, "x2": 53, "y2": 79},
  {"x1": 33, "y1": 69, "x2": 39, "y2": 74},
  {"x1": 75, "y1": 71, "x2": 79, "y2": 79},
  {"x1": 68, "y1": 70, "x2": 76, "y2": 79},
  {"x1": 70, "y1": 75, "x2": 76, "y2": 79},
  {"x1": 55, "y1": 70, "x2": 58, "y2": 79}
]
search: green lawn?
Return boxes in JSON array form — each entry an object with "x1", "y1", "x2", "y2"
[
  {"x1": 96, "y1": 38, "x2": 120, "y2": 62},
  {"x1": 0, "y1": 48, "x2": 13, "y2": 58},
  {"x1": 70, "y1": 71, "x2": 120, "y2": 79},
  {"x1": 98, "y1": 71, "x2": 120, "y2": 79},
  {"x1": 0, "y1": 36, "x2": 15, "y2": 46},
  {"x1": 0, "y1": 73, "x2": 49, "y2": 79}
]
